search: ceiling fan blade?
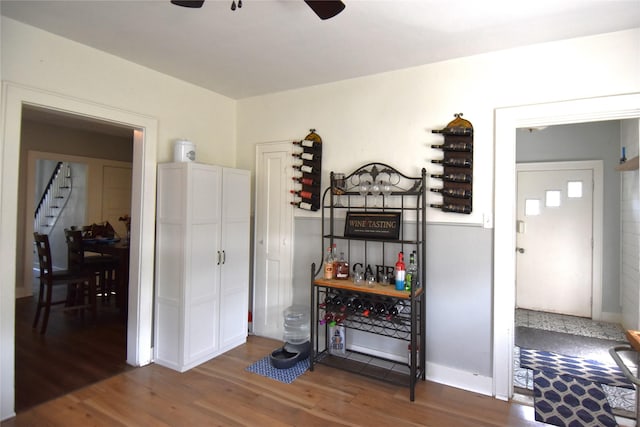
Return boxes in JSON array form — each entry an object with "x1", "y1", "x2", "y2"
[
  {"x1": 171, "y1": 0, "x2": 205, "y2": 8},
  {"x1": 304, "y1": 0, "x2": 345, "y2": 20}
]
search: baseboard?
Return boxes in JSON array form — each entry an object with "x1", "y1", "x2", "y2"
[
  {"x1": 425, "y1": 361, "x2": 493, "y2": 397},
  {"x1": 347, "y1": 343, "x2": 407, "y2": 363},
  {"x1": 599, "y1": 311, "x2": 622, "y2": 324},
  {"x1": 346, "y1": 343, "x2": 493, "y2": 397}
]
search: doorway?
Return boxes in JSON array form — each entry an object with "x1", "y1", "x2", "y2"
[
  {"x1": 492, "y1": 93, "x2": 640, "y2": 401},
  {"x1": 253, "y1": 141, "x2": 294, "y2": 340},
  {"x1": 0, "y1": 83, "x2": 158, "y2": 420},
  {"x1": 516, "y1": 160, "x2": 602, "y2": 318}
]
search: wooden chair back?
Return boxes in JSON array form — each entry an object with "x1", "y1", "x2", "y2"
[
  {"x1": 33, "y1": 232, "x2": 54, "y2": 282},
  {"x1": 64, "y1": 228, "x2": 85, "y2": 271}
]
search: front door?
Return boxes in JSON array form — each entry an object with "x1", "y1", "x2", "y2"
[{"x1": 516, "y1": 163, "x2": 594, "y2": 317}]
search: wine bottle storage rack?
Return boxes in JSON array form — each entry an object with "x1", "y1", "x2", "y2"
[
  {"x1": 291, "y1": 128, "x2": 322, "y2": 211},
  {"x1": 318, "y1": 288, "x2": 415, "y2": 340},
  {"x1": 310, "y1": 162, "x2": 426, "y2": 401},
  {"x1": 430, "y1": 113, "x2": 473, "y2": 214}
]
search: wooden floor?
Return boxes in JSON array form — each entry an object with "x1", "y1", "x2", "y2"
[
  {"x1": 13, "y1": 287, "x2": 130, "y2": 413},
  {"x1": 4, "y1": 334, "x2": 543, "y2": 426}
]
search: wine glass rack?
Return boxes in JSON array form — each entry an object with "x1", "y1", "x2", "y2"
[
  {"x1": 430, "y1": 113, "x2": 474, "y2": 214},
  {"x1": 309, "y1": 162, "x2": 426, "y2": 401},
  {"x1": 291, "y1": 129, "x2": 322, "y2": 211}
]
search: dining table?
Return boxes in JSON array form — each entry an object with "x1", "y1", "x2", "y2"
[{"x1": 82, "y1": 238, "x2": 130, "y2": 317}]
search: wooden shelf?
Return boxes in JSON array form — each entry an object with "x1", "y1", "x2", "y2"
[
  {"x1": 616, "y1": 156, "x2": 639, "y2": 171},
  {"x1": 314, "y1": 278, "x2": 423, "y2": 299}
]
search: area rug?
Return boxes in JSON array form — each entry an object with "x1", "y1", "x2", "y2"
[
  {"x1": 520, "y1": 348, "x2": 633, "y2": 389},
  {"x1": 533, "y1": 369, "x2": 618, "y2": 427},
  {"x1": 245, "y1": 356, "x2": 309, "y2": 384},
  {"x1": 516, "y1": 326, "x2": 629, "y2": 365},
  {"x1": 520, "y1": 348, "x2": 634, "y2": 427}
]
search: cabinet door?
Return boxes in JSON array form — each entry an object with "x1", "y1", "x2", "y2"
[
  {"x1": 185, "y1": 164, "x2": 222, "y2": 365},
  {"x1": 219, "y1": 168, "x2": 250, "y2": 350}
]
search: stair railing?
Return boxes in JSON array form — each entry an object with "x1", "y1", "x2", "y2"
[{"x1": 34, "y1": 162, "x2": 73, "y2": 234}]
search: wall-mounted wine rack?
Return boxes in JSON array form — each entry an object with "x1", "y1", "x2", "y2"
[
  {"x1": 291, "y1": 129, "x2": 323, "y2": 211},
  {"x1": 430, "y1": 113, "x2": 473, "y2": 214}
]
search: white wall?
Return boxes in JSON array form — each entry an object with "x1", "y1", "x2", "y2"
[
  {"x1": 0, "y1": 17, "x2": 238, "y2": 420},
  {"x1": 1, "y1": 17, "x2": 237, "y2": 165},
  {"x1": 237, "y1": 29, "x2": 640, "y2": 393},
  {"x1": 620, "y1": 119, "x2": 640, "y2": 330}
]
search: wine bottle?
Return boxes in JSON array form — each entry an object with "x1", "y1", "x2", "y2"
[
  {"x1": 319, "y1": 312, "x2": 334, "y2": 325},
  {"x1": 335, "y1": 252, "x2": 350, "y2": 280},
  {"x1": 290, "y1": 201, "x2": 314, "y2": 211},
  {"x1": 293, "y1": 139, "x2": 322, "y2": 150},
  {"x1": 431, "y1": 158, "x2": 472, "y2": 168},
  {"x1": 323, "y1": 246, "x2": 334, "y2": 280},
  {"x1": 292, "y1": 152, "x2": 317, "y2": 161},
  {"x1": 292, "y1": 176, "x2": 319, "y2": 187},
  {"x1": 292, "y1": 164, "x2": 318, "y2": 174},
  {"x1": 375, "y1": 303, "x2": 387, "y2": 316},
  {"x1": 386, "y1": 304, "x2": 399, "y2": 320},
  {"x1": 430, "y1": 187, "x2": 472, "y2": 199},
  {"x1": 432, "y1": 126, "x2": 473, "y2": 136},
  {"x1": 430, "y1": 173, "x2": 472, "y2": 183},
  {"x1": 405, "y1": 251, "x2": 417, "y2": 292},
  {"x1": 394, "y1": 252, "x2": 405, "y2": 291},
  {"x1": 431, "y1": 203, "x2": 472, "y2": 214},
  {"x1": 431, "y1": 142, "x2": 473, "y2": 152},
  {"x1": 290, "y1": 190, "x2": 319, "y2": 201}
]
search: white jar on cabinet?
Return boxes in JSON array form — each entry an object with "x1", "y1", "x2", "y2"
[{"x1": 154, "y1": 162, "x2": 250, "y2": 372}]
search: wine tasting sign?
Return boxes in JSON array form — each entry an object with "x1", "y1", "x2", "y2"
[{"x1": 344, "y1": 212, "x2": 401, "y2": 240}]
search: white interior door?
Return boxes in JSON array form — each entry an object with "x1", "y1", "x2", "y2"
[
  {"x1": 516, "y1": 164, "x2": 594, "y2": 317},
  {"x1": 253, "y1": 142, "x2": 294, "y2": 340}
]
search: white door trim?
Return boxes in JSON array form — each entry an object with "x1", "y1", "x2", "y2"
[
  {"x1": 516, "y1": 160, "x2": 603, "y2": 320},
  {"x1": 0, "y1": 82, "x2": 157, "y2": 420},
  {"x1": 493, "y1": 92, "x2": 640, "y2": 401}
]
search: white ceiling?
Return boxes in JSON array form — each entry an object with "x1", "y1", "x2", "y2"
[{"x1": 2, "y1": 0, "x2": 639, "y2": 100}]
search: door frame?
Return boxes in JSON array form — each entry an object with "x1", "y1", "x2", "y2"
[
  {"x1": 515, "y1": 160, "x2": 603, "y2": 319},
  {"x1": 493, "y1": 92, "x2": 640, "y2": 401},
  {"x1": 0, "y1": 83, "x2": 158, "y2": 419}
]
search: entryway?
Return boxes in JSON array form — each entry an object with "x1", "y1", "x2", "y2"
[
  {"x1": 516, "y1": 161, "x2": 602, "y2": 318},
  {"x1": 513, "y1": 309, "x2": 636, "y2": 423}
]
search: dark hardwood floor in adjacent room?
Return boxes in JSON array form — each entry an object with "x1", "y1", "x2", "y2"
[
  {"x1": 14, "y1": 287, "x2": 130, "y2": 413},
  {"x1": 5, "y1": 334, "x2": 543, "y2": 426}
]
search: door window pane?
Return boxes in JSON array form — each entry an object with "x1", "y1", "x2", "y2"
[
  {"x1": 525, "y1": 199, "x2": 540, "y2": 216},
  {"x1": 567, "y1": 181, "x2": 583, "y2": 198},
  {"x1": 546, "y1": 190, "x2": 561, "y2": 207}
]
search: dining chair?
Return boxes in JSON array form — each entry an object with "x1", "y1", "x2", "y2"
[
  {"x1": 64, "y1": 228, "x2": 118, "y2": 304},
  {"x1": 33, "y1": 232, "x2": 96, "y2": 334}
]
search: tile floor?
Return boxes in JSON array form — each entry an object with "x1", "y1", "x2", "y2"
[{"x1": 514, "y1": 309, "x2": 637, "y2": 418}]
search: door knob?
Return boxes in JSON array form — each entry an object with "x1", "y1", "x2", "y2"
[{"x1": 516, "y1": 247, "x2": 525, "y2": 254}]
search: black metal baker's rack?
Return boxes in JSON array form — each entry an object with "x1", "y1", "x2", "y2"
[{"x1": 309, "y1": 162, "x2": 426, "y2": 401}]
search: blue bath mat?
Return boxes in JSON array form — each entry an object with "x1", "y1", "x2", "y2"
[{"x1": 245, "y1": 356, "x2": 309, "y2": 384}]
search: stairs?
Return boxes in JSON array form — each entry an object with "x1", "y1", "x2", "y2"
[{"x1": 34, "y1": 162, "x2": 73, "y2": 235}]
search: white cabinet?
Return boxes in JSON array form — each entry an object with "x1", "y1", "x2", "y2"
[{"x1": 154, "y1": 162, "x2": 250, "y2": 372}]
